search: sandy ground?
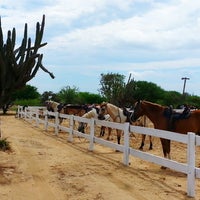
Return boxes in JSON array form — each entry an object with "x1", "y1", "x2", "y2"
[{"x1": 0, "y1": 113, "x2": 200, "y2": 200}]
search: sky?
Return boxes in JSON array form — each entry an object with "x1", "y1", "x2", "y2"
[{"x1": 1, "y1": 0, "x2": 200, "y2": 96}]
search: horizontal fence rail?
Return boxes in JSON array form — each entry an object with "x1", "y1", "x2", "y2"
[{"x1": 17, "y1": 105, "x2": 200, "y2": 197}]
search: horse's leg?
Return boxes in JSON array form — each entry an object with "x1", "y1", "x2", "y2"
[
  {"x1": 107, "y1": 127, "x2": 112, "y2": 140},
  {"x1": 139, "y1": 134, "x2": 146, "y2": 150},
  {"x1": 100, "y1": 126, "x2": 105, "y2": 137},
  {"x1": 117, "y1": 129, "x2": 121, "y2": 144},
  {"x1": 149, "y1": 135, "x2": 153, "y2": 150},
  {"x1": 59, "y1": 117, "x2": 63, "y2": 124},
  {"x1": 160, "y1": 138, "x2": 171, "y2": 169}
]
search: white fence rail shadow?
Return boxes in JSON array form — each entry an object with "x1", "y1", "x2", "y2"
[{"x1": 17, "y1": 105, "x2": 200, "y2": 197}]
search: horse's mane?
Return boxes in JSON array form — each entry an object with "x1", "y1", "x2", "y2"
[
  {"x1": 142, "y1": 100, "x2": 166, "y2": 112},
  {"x1": 101, "y1": 102, "x2": 122, "y2": 111},
  {"x1": 46, "y1": 100, "x2": 59, "y2": 105},
  {"x1": 64, "y1": 104, "x2": 88, "y2": 109}
]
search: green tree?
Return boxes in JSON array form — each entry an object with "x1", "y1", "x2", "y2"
[
  {"x1": 40, "y1": 91, "x2": 59, "y2": 104},
  {"x1": 57, "y1": 86, "x2": 79, "y2": 104},
  {"x1": 162, "y1": 91, "x2": 183, "y2": 107},
  {"x1": 133, "y1": 81, "x2": 165, "y2": 103},
  {"x1": 77, "y1": 92, "x2": 106, "y2": 104},
  {"x1": 12, "y1": 85, "x2": 40, "y2": 100},
  {"x1": 99, "y1": 73, "x2": 125, "y2": 106}
]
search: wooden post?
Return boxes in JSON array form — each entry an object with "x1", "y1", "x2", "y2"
[
  {"x1": 89, "y1": 118, "x2": 95, "y2": 151},
  {"x1": 44, "y1": 110, "x2": 48, "y2": 131},
  {"x1": 123, "y1": 122, "x2": 130, "y2": 166},
  {"x1": 187, "y1": 132, "x2": 196, "y2": 197},
  {"x1": 55, "y1": 112, "x2": 59, "y2": 135},
  {"x1": 68, "y1": 115, "x2": 74, "y2": 142},
  {"x1": 36, "y1": 110, "x2": 39, "y2": 127}
]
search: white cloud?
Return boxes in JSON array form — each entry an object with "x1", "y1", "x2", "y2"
[{"x1": 1, "y1": 0, "x2": 200, "y2": 95}]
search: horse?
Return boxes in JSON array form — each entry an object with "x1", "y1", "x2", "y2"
[
  {"x1": 61, "y1": 104, "x2": 90, "y2": 116},
  {"x1": 122, "y1": 107, "x2": 154, "y2": 150},
  {"x1": 98, "y1": 102, "x2": 128, "y2": 144},
  {"x1": 45, "y1": 100, "x2": 60, "y2": 112},
  {"x1": 133, "y1": 115, "x2": 154, "y2": 150},
  {"x1": 45, "y1": 100, "x2": 65, "y2": 123},
  {"x1": 132, "y1": 100, "x2": 200, "y2": 160},
  {"x1": 78, "y1": 107, "x2": 113, "y2": 140}
]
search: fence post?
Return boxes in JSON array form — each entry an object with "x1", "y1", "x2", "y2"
[
  {"x1": 36, "y1": 110, "x2": 39, "y2": 127},
  {"x1": 123, "y1": 122, "x2": 130, "y2": 166},
  {"x1": 88, "y1": 118, "x2": 95, "y2": 151},
  {"x1": 24, "y1": 107, "x2": 27, "y2": 120},
  {"x1": 17, "y1": 106, "x2": 20, "y2": 118},
  {"x1": 187, "y1": 132, "x2": 196, "y2": 197},
  {"x1": 55, "y1": 112, "x2": 59, "y2": 135},
  {"x1": 68, "y1": 115, "x2": 74, "y2": 142},
  {"x1": 44, "y1": 110, "x2": 48, "y2": 131}
]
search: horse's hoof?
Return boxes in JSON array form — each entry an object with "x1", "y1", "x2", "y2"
[{"x1": 161, "y1": 166, "x2": 167, "y2": 169}]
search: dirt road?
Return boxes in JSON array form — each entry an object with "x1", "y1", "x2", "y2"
[{"x1": 0, "y1": 114, "x2": 199, "y2": 200}]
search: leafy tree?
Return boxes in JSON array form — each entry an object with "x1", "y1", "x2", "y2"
[
  {"x1": 12, "y1": 85, "x2": 40, "y2": 100},
  {"x1": 133, "y1": 81, "x2": 165, "y2": 103},
  {"x1": 99, "y1": 73, "x2": 125, "y2": 106},
  {"x1": 57, "y1": 86, "x2": 79, "y2": 104},
  {"x1": 40, "y1": 91, "x2": 59, "y2": 104},
  {"x1": 162, "y1": 91, "x2": 183, "y2": 107},
  {"x1": 77, "y1": 92, "x2": 106, "y2": 104}
]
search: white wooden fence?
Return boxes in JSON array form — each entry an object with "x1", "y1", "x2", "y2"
[{"x1": 17, "y1": 105, "x2": 200, "y2": 197}]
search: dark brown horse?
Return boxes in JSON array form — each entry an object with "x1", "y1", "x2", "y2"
[{"x1": 132, "y1": 100, "x2": 200, "y2": 159}]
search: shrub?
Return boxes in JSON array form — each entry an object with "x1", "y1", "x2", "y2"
[{"x1": 0, "y1": 138, "x2": 11, "y2": 151}]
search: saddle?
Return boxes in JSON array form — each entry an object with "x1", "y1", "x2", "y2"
[
  {"x1": 164, "y1": 106, "x2": 191, "y2": 131},
  {"x1": 123, "y1": 107, "x2": 134, "y2": 123}
]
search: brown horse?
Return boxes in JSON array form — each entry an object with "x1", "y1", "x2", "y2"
[
  {"x1": 132, "y1": 100, "x2": 200, "y2": 159},
  {"x1": 61, "y1": 104, "x2": 90, "y2": 116},
  {"x1": 133, "y1": 115, "x2": 154, "y2": 150},
  {"x1": 98, "y1": 102, "x2": 127, "y2": 144}
]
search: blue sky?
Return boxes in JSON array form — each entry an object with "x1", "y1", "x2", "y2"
[{"x1": 1, "y1": 0, "x2": 200, "y2": 96}]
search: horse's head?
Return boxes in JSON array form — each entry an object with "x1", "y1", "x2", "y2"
[
  {"x1": 57, "y1": 103, "x2": 64, "y2": 113},
  {"x1": 98, "y1": 102, "x2": 108, "y2": 120},
  {"x1": 132, "y1": 100, "x2": 143, "y2": 121},
  {"x1": 45, "y1": 100, "x2": 53, "y2": 112}
]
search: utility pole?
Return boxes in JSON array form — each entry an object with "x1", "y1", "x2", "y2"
[{"x1": 181, "y1": 77, "x2": 190, "y2": 95}]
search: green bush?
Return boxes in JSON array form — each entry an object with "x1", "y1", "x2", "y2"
[
  {"x1": 14, "y1": 99, "x2": 42, "y2": 106},
  {"x1": 0, "y1": 138, "x2": 11, "y2": 151}
]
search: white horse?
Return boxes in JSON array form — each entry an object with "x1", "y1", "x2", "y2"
[
  {"x1": 45, "y1": 100, "x2": 64, "y2": 123},
  {"x1": 78, "y1": 107, "x2": 113, "y2": 140},
  {"x1": 98, "y1": 102, "x2": 128, "y2": 144},
  {"x1": 45, "y1": 100, "x2": 61, "y2": 112}
]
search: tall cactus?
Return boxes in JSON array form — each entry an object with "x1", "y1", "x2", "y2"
[{"x1": 0, "y1": 15, "x2": 54, "y2": 108}]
